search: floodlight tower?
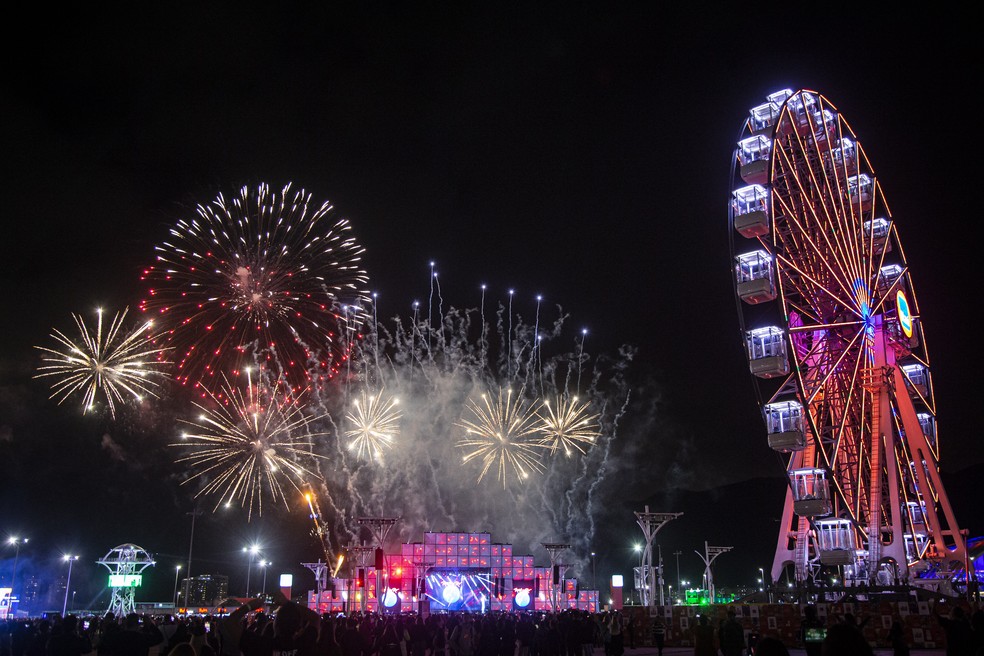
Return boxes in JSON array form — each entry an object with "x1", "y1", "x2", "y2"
[
  {"x1": 695, "y1": 541, "x2": 732, "y2": 604},
  {"x1": 357, "y1": 517, "x2": 400, "y2": 611},
  {"x1": 412, "y1": 558, "x2": 435, "y2": 614},
  {"x1": 541, "y1": 543, "x2": 571, "y2": 612},
  {"x1": 97, "y1": 544, "x2": 155, "y2": 617},
  {"x1": 634, "y1": 506, "x2": 682, "y2": 606},
  {"x1": 348, "y1": 545, "x2": 376, "y2": 613}
]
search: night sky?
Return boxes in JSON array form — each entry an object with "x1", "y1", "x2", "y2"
[{"x1": 2, "y1": 5, "x2": 980, "y2": 609}]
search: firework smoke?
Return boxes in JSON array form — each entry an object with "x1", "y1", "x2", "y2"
[{"x1": 301, "y1": 292, "x2": 631, "y2": 563}]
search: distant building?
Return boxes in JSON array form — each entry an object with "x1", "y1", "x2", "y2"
[
  {"x1": 49, "y1": 575, "x2": 68, "y2": 610},
  {"x1": 177, "y1": 575, "x2": 229, "y2": 607},
  {"x1": 21, "y1": 577, "x2": 40, "y2": 609}
]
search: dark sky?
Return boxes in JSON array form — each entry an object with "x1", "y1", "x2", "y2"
[{"x1": 2, "y1": 5, "x2": 980, "y2": 606}]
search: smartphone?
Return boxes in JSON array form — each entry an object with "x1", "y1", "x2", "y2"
[
  {"x1": 205, "y1": 622, "x2": 211, "y2": 633},
  {"x1": 805, "y1": 627, "x2": 827, "y2": 642},
  {"x1": 83, "y1": 621, "x2": 90, "y2": 630}
]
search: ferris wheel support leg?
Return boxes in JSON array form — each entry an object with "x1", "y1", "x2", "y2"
[
  {"x1": 892, "y1": 367, "x2": 970, "y2": 573},
  {"x1": 880, "y1": 415, "x2": 910, "y2": 584},
  {"x1": 869, "y1": 331, "x2": 909, "y2": 585}
]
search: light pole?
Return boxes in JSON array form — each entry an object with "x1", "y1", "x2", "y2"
[
  {"x1": 7, "y1": 537, "x2": 28, "y2": 609},
  {"x1": 243, "y1": 544, "x2": 261, "y2": 597},
  {"x1": 71, "y1": 591, "x2": 76, "y2": 612},
  {"x1": 590, "y1": 552, "x2": 596, "y2": 590},
  {"x1": 758, "y1": 567, "x2": 765, "y2": 591},
  {"x1": 61, "y1": 555, "x2": 78, "y2": 617},
  {"x1": 173, "y1": 565, "x2": 182, "y2": 606},
  {"x1": 182, "y1": 506, "x2": 202, "y2": 610},
  {"x1": 260, "y1": 561, "x2": 271, "y2": 597},
  {"x1": 673, "y1": 550, "x2": 682, "y2": 593},
  {"x1": 657, "y1": 544, "x2": 665, "y2": 606},
  {"x1": 633, "y1": 507, "x2": 682, "y2": 607}
]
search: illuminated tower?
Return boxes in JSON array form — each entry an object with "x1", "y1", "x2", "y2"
[{"x1": 97, "y1": 544, "x2": 155, "y2": 617}]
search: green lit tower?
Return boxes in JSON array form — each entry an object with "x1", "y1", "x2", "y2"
[{"x1": 97, "y1": 544, "x2": 155, "y2": 617}]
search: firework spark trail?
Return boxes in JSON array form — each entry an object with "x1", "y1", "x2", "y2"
[
  {"x1": 435, "y1": 271, "x2": 445, "y2": 351},
  {"x1": 507, "y1": 290, "x2": 514, "y2": 379},
  {"x1": 34, "y1": 307, "x2": 170, "y2": 419},
  {"x1": 577, "y1": 329, "x2": 588, "y2": 394},
  {"x1": 171, "y1": 372, "x2": 329, "y2": 520},
  {"x1": 372, "y1": 293, "x2": 380, "y2": 378},
  {"x1": 533, "y1": 295, "x2": 542, "y2": 393},
  {"x1": 480, "y1": 285, "x2": 488, "y2": 364},
  {"x1": 140, "y1": 182, "x2": 370, "y2": 396}
]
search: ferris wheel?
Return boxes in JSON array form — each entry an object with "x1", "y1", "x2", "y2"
[{"x1": 728, "y1": 89, "x2": 970, "y2": 592}]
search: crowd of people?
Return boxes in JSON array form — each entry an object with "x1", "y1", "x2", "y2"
[
  {"x1": 2, "y1": 597, "x2": 984, "y2": 656},
  {"x1": 0, "y1": 597, "x2": 632, "y2": 656}
]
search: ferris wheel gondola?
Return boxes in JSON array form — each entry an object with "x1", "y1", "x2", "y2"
[{"x1": 728, "y1": 88, "x2": 971, "y2": 593}]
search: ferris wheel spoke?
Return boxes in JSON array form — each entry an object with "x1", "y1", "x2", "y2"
[
  {"x1": 771, "y1": 202, "x2": 858, "y2": 308},
  {"x1": 773, "y1": 145, "x2": 861, "y2": 295},
  {"x1": 778, "y1": 257, "x2": 866, "y2": 323},
  {"x1": 798, "y1": 323, "x2": 867, "y2": 406}
]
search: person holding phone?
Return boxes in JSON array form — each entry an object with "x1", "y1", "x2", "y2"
[
  {"x1": 799, "y1": 605, "x2": 824, "y2": 656},
  {"x1": 47, "y1": 614, "x2": 93, "y2": 656}
]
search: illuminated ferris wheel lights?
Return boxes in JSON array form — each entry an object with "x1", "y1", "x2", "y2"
[{"x1": 729, "y1": 88, "x2": 970, "y2": 589}]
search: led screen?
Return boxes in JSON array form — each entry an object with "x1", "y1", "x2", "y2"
[
  {"x1": 108, "y1": 574, "x2": 142, "y2": 587},
  {"x1": 424, "y1": 569, "x2": 491, "y2": 612}
]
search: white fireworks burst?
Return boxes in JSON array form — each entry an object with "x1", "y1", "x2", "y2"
[
  {"x1": 456, "y1": 387, "x2": 546, "y2": 487},
  {"x1": 344, "y1": 389, "x2": 402, "y2": 463},
  {"x1": 171, "y1": 373, "x2": 328, "y2": 520},
  {"x1": 537, "y1": 395, "x2": 601, "y2": 457},
  {"x1": 34, "y1": 307, "x2": 169, "y2": 419}
]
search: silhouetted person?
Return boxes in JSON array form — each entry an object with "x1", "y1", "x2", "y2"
[
  {"x1": 692, "y1": 615, "x2": 715, "y2": 656},
  {"x1": 754, "y1": 637, "x2": 789, "y2": 656},
  {"x1": 799, "y1": 606, "x2": 824, "y2": 656},
  {"x1": 650, "y1": 618, "x2": 665, "y2": 656},
  {"x1": 821, "y1": 623, "x2": 872, "y2": 656},
  {"x1": 888, "y1": 620, "x2": 909, "y2": 656},
  {"x1": 46, "y1": 616, "x2": 92, "y2": 656},
  {"x1": 718, "y1": 610, "x2": 744, "y2": 656},
  {"x1": 935, "y1": 605, "x2": 974, "y2": 656},
  {"x1": 99, "y1": 614, "x2": 164, "y2": 656}
]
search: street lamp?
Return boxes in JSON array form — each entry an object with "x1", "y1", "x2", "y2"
[
  {"x1": 260, "y1": 560, "x2": 271, "y2": 597},
  {"x1": 7, "y1": 537, "x2": 28, "y2": 608},
  {"x1": 173, "y1": 565, "x2": 183, "y2": 606},
  {"x1": 71, "y1": 591, "x2": 76, "y2": 612},
  {"x1": 183, "y1": 506, "x2": 202, "y2": 610},
  {"x1": 590, "y1": 552, "x2": 596, "y2": 590},
  {"x1": 61, "y1": 555, "x2": 78, "y2": 617},
  {"x1": 243, "y1": 544, "x2": 261, "y2": 597},
  {"x1": 673, "y1": 550, "x2": 682, "y2": 593}
]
